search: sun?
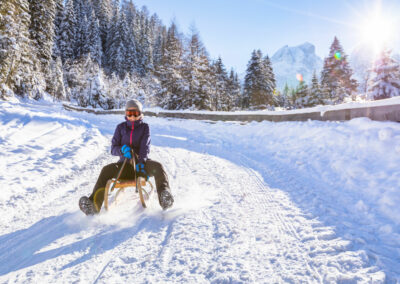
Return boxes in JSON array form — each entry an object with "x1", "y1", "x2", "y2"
[
  {"x1": 360, "y1": 14, "x2": 394, "y2": 54},
  {"x1": 358, "y1": 3, "x2": 397, "y2": 56}
]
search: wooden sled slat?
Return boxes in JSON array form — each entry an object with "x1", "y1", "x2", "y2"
[{"x1": 109, "y1": 179, "x2": 147, "y2": 188}]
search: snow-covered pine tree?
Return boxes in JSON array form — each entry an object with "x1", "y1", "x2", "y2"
[
  {"x1": 261, "y1": 55, "x2": 276, "y2": 106},
  {"x1": 359, "y1": 70, "x2": 372, "y2": 99},
  {"x1": 123, "y1": 1, "x2": 138, "y2": 74},
  {"x1": 140, "y1": 74, "x2": 161, "y2": 107},
  {"x1": 182, "y1": 26, "x2": 212, "y2": 110},
  {"x1": 52, "y1": 0, "x2": 64, "y2": 60},
  {"x1": 141, "y1": 17, "x2": 154, "y2": 75},
  {"x1": 0, "y1": 0, "x2": 20, "y2": 98},
  {"x1": 122, "y1": 0, "x2": 136, "y2": 21},
  {"x1": 320, "y1": 36, "x2": 357, "y2": 104},
  {"x1": 29, "y1": 0, "x2": 59, "y2": 96},
  {"x1": 47, "y1": 56, "x2": 66, "y2": 100},
  {"x1": 59, "y1": 0, "x2": 76, "y2": 63},
  {"x1": 275, "y1": 83, "x2": 290, "y2": 108},
  {"x1": 211, "y1": 57, "x2": 229, "y2": 110},
  {"x1": 73, "y1": 0, "x2": 86, "y2": 58},
  {"x1": 368, "y1": 48, "x2": 400, "y2": 100},
  {"x1": 117, "y1": 11, "x2": 129, "y2": 77},
  {"x1": 288, "y1": 86, "x2": 297, "y2": 109},
  {"x1": 244, "y1": 50, "x2": 274, "y2": 109},
  {"x1": 93, "y1": 0, "x2": 111, "y2": 66},
  {"x1": 132, "y1": 7, "x2": 143, "y2": 74},
  {"x1": 234, "y1": 72, "x2": 242, "y2": 108},
  {"x1": 0, "y1": 0, "x2": 42, "y2": 98},
  {"x1": 294, "y1": 80, "x2": 309, "y2": 108},
  {"x1": 29, "y1": 0, "x2": 55, "y2": 75},
  {"x1": 105, "y1": 2, "x2": 127, "y2": 78},
  {"x1": 65, "y1": 55, "x2": 106, "y2": 108},
  {"x1": 85, "y1": 59, "x2": 108, "y2": 109},
  {"x1": 243, "y1": 50, "x2": 262, "y2": 108},
  {"x1": 132, "y1": 5, "x2": 142, "y2": 73},
  {"x1": 156, "y1": 21, "x2": 185, "y2": 109},
  {"x1": 308, "y1": 71, "x2": 323, "y2": 107},
  {"x1": 135, "y1": 7, "x2": 153, "y2": 76},
  {"x1": 282, "y1": 83, "x2": 291, "y2": 108},
  {"x1": 226, "y1": 69, "x2": 241, "y2": 110},
  {"x1": 48, "y1": 0, "x2": 64, "y2": 99},
  {"x1": 151, "y1": 15, "x2": 165, "y2": 72},
  {"x1": 80, "y1": 15, "x2": 91, "y2": 57},
  {"x1": 87, "y1": 9, "x2": 102, "y2": 65}
]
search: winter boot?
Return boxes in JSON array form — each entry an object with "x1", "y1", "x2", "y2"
[
  {"x1": 79, "y1": 196, "x2": 97, "y2": 216},
  {"x1": 159, "y1": 190, "x2": 174, "y2": 210}
]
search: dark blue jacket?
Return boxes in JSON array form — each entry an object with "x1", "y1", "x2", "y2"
[{"x1": 111, "y1": 118, "x2": 150, "y2": 164}]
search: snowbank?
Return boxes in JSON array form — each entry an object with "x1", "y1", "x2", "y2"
[
  {"x1": 0, "y1": 100, "x2": 109, "y2": 226},
  {"x1": 147, "y1": 116, "x2": 400, "y2": 225},
  {"x1": 64, "y1": 96, "x2": 400, "y2": 122}
]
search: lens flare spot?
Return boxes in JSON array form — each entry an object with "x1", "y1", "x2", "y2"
[
  {"x1": 334, "y1": 52, "x2": 341, "y2": 60},
  {"x1": 296, "y1": 73, "x2": 303, "y2": 82}
]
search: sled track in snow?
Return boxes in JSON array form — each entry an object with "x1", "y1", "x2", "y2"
[
  {"x1": 236, "y1": 154, "x2": 324, "y2": 282},
  {"x1": 234, "y1": 152, "x2": 385, "y2": 282}
]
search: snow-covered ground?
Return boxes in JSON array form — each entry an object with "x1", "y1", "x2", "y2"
[{"x1": 0, "y1": 99, "x2": 399, "y2": 283}]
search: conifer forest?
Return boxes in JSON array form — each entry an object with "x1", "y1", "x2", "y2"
[{"x1": 1, "y1": 0, "x2": 399, "y2": 110}]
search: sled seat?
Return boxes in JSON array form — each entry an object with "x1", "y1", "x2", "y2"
[{"x1": 106, "y1": 178, "x2": 147, "y2": 190}]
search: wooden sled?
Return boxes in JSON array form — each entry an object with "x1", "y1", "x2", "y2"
[{"x1": 104, "y1": 177, "x2": 154, "y2": 210}]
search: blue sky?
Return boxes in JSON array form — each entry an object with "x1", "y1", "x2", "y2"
[{"x1": 133, "y1": 0, "x2": 400, "y2": 74}]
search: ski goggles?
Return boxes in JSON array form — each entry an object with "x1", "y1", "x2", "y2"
[{"x1": 125, "y1": 110, "x2": 141, "y2": 117}]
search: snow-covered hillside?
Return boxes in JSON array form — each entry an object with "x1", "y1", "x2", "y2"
[
  {"x1": 271, "y1": 42, "x2": 323, "y2": 90},
  {"x1": 0, "y1": 100, "x2": 399, "y2": 283}
]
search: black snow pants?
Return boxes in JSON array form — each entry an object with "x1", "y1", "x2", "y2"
[{"x1": 89, "y1": 159, "x2": 170, "y2": 207}]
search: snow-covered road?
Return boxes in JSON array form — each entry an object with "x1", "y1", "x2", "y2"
[{"x1": 0, "y1": 100, "x2": 399, "y2": 283}]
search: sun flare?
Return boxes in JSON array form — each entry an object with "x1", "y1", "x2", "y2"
[{"x1": 358, "y1": 5, "x2": 397, "y2": 55}]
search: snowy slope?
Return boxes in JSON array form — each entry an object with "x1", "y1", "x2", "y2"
[
  {"x1": 271, "y1": 42, "x2": 323, "y2": 90},
  {"x1": 1, "y1": 100, "x2": 399, "y2": 282}
]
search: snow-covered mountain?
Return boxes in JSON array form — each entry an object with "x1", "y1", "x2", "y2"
[{"x1": 271, "y1": 42, "x2": 323, "y2": 90}]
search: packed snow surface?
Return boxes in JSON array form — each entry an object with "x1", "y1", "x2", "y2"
[{"x1": 0, "y1": 100, "x2": 399, "y2": 283}]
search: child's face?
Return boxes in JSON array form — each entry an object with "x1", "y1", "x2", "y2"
[{"x1": 125, "y1": 109, "x2": 141, "y2": 121}]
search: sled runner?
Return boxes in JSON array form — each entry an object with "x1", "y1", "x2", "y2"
[{"x1": 103, "y1": 176, "x2": 154, "y2": 210}]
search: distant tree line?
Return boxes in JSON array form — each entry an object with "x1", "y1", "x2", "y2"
[
  {"x1": 244, "y1": 36, "x2": 400, "y2": 110},
  {"x1": 1, "y1": 1, "x2": 399, "y2": 110}
]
